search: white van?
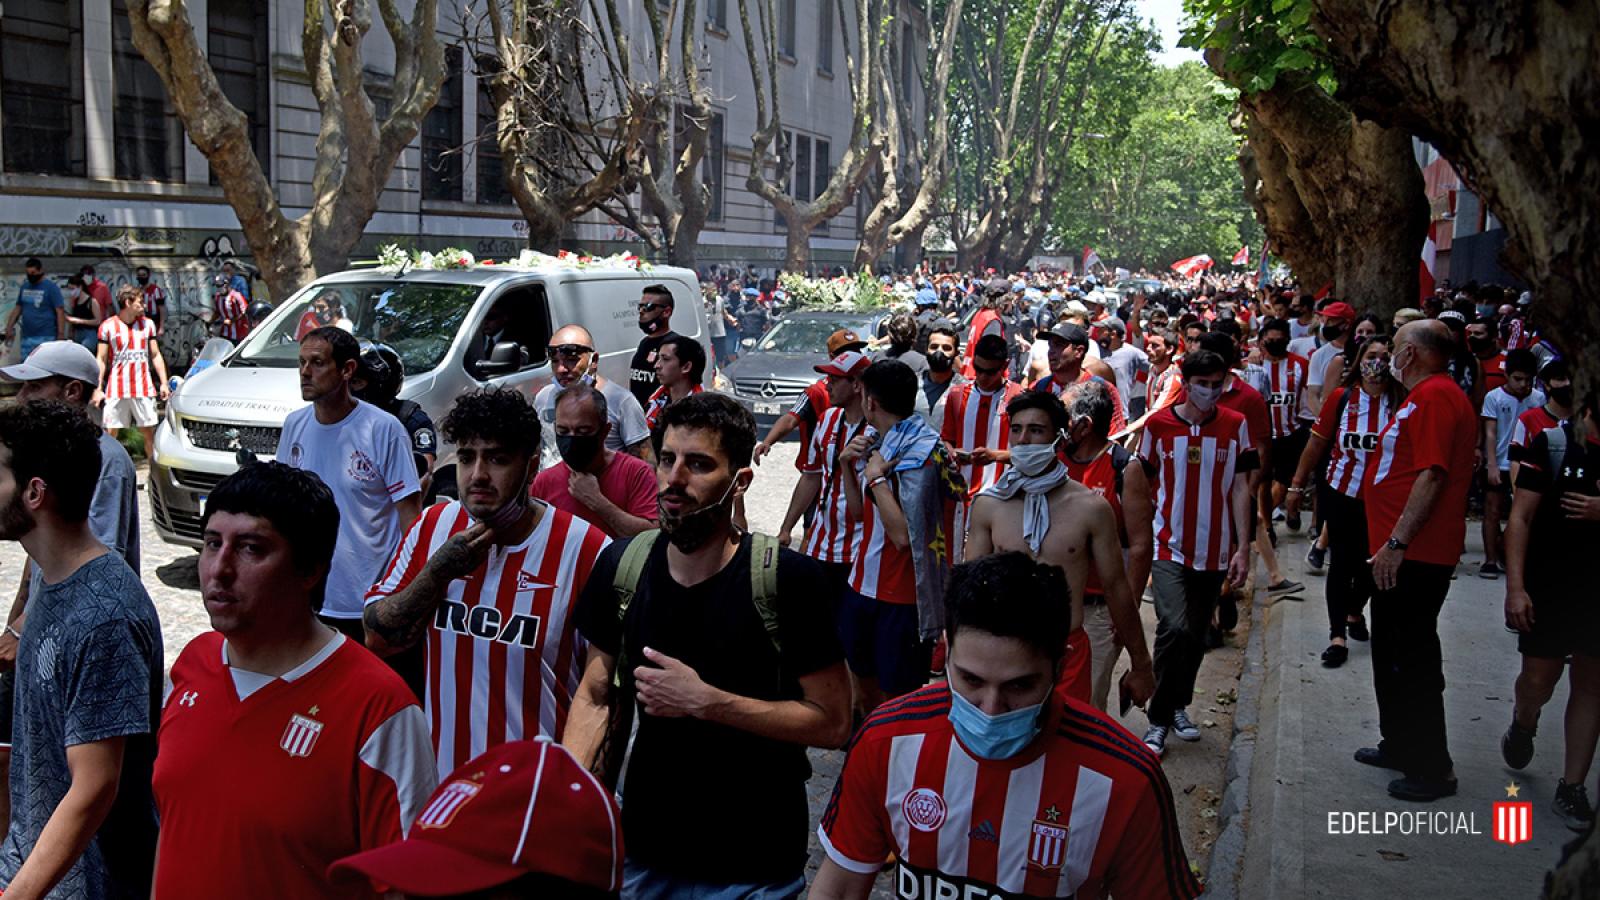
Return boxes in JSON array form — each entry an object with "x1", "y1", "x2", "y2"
[{"x1": 148, "y1": 261, "x2": 708, "y2": 548}]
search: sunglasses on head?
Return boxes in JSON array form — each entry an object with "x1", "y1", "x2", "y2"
[
  {"x1": 547, "y1": 344, "x2": 594, "y2": 359},
  {"x1": 638, "y1": 301, "x2": 670, "y2": 312}
]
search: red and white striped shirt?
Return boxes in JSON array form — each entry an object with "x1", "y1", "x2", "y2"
[
  {"x1": 1262, "y1": 355, "x2": 1309, "y2": 439},
  {"x1": 800, "y1": 406, "x2": 866, "y2": 565},
  {"x1": 1137, "y1": 406, "x2": 1254, "y2": 572},
  {"x1": 216, "y1": 289, "x2": 250, "y2": 342},
  {"x1": 644, "y1": 383, "x2": 704, "y2": 431},
  {"x1": 848, "y1": 449, "x2": 917, "y2": 606},
  {"x1": 1313, "y1": 387, "x2": 1393, "y2": 497},
  {"x1": 366, "y1": 499, "x2": 610, "y2": 779},
  {"x1": 97, "y1": 314, "x2": 158, "y2": 400},
  {"x1": 819, "y1": 684, "x2": 1201, "y2": 900},
  {"x1": 791, "y1": 379, "x2": 832, "y2": 471},
  {"x1": 940, "y1": 381, "x2": 1024, "y2": 497}
]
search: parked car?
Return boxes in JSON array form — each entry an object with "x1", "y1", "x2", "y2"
[
  {"x1": 1112, "y1": 278, "x2": 1163, "y2": 302},
  {"x1": 148, "y1": 262, "x2": 709, "y2": 548},
  {"x1": 717, "y1": 309, "x2": 890, "y2": 433}
]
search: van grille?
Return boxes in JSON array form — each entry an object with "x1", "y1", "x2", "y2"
[
  {"x1": 171, "y1": 468, "x2": 226, "y2": 492},
  {"x1": 182, "y1": 419, "x2": 281, "y2": 454},
  {"x1": 149, "y1": 483, "x2": 204, "y2": 542}
]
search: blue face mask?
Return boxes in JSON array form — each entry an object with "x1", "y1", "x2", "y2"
[{"x1": 948, "y1": 687, "x2": 1044, "y2": 760}]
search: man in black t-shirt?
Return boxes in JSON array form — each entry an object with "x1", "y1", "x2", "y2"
[
  {"x1": 629, "y1": 284, "x2": 679, "y2": 408},
  {"x1": 1501, "y1": 396, "x2": 1600, "y2": 831},
  {"x1": 567, "y1": 392, "x2": 850, "y2": 895}
]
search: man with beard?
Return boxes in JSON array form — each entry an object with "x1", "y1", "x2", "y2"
[
  {"x1": 531, "y1": 383, "x2": 658, "y2": 539},
  {"x1": 629, "y1": 284, "x2": 680, "y2": 407},
  {"x1": 965, "y1": 391, "x2": 1155, "y2": 708},
  {"x1": 0, "y1": 401, "x2": 161, "y2": 898},
  {"x1": 365, "y1": 387, "x2": 612, "y2": 778},
  {"x1": 277, "y1": 327, "x2": 422, "y2": 639},
  {"x1": 566, "y1": 392, "x2": 849, "y2": 896}
]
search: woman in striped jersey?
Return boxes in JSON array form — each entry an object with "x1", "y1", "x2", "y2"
[{"x1": 1286, "y1": 335, "x2": 1408, "y2": 668}]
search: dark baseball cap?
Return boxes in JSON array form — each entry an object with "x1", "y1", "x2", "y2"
[{"x1": 1046, "y1": 323, "x2": 1090, "y2": 346}]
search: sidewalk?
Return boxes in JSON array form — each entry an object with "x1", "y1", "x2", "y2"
[{"x1": 1224, "y1": 525, "x2": 1579, "y2": 898}]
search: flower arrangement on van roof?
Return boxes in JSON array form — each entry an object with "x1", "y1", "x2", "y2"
[
  {"x1": 375, "y1": 243, "x2": 650, "y2": 273},
  {"x1": 779, "y1": 270, "x2": 895, "y2": 311}
]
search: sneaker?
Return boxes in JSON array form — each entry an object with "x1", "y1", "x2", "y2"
[
  {"x1": 1479, "y1": 561, "x2": 1503, "y2": 579},
  {"x1": 1267, "y1": 579, "x2": 1304, "y2": 595},
  {"x1": 1172, "y1": 709, "x2": 1202, "y2": 742},
  {"x1": 1501, "y1": 720, "x2": 1537, "y2": 770},
  {"x1": 1143, "y1": 724, "x2": 1170, "y2": 757},
  {"x1": 1271, "y1": 508, "x2": 1286, "y2": 523},
  {"x1": 1554, "y1": 780, "x2": 1596, "y2": 831},
  {"x1": 1305, "y1": 545, "x2": 1326, "y2": 572}
]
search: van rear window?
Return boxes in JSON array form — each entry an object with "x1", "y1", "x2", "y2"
[{"x1": 231, "y1": 282, "x2": 484, "y2": 372}]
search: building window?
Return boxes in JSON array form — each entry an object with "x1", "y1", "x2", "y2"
[
  {"x1": 1, "y1": 0, "x2": 86, "y2": 176},
  {"x1": 795, "y1": 135, "x2": 812, "y2": 203},
  {"x1": 775, "y1": 129, "x2": 830, "y2": 231},
  {"x1": 475, "y1": 62, "x2": 511, "y2": 206},
  {"x1": 707, "y1": 0, "x2": 727, "y2": 30},
  {"x1": 423, "y1": 46, "x2": 464, "y2": 202},
  {"x1": 208, "y1": 0, "x2": 270, "y2": 180},
  {"x1": 817, "y1": 0, "x2": 833, "y2": 74},
  {"x1": 112, "y1": 0, "x2": 183, "y2": 182},
  {"x1": 813, "y1": 138, "x2": 830, "y2": 232},
  {"x1": 779, "y1": 0, "x2": 797, "y2": 58}
]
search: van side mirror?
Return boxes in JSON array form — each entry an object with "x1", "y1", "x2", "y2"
[{"x1": 474, "y1": 340, "x2": 528, "y2": 377}]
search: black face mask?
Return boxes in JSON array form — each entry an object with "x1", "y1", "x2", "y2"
[
  {"x1": 657, "y1": 480, "x2": 736, "y2": 552},
  {"x1": 1263, "y1": 338, "x2": 1289, "y2": 357},
  {"x1": 136, "y1": 275, "x2": 149, "y2": 286},
  {"x1": 556, "y1": 433, "x2": 602, "y2": 470},
  {"x1": 927, "y1": 351, "x2": 954, "y2": 372},
  {"x1": 1550, "y1": 385, "x2": 1574, "y2": 407},
  {"x1": 1467, "y1": 336, "x2": 1495, "y2": 354},
  {"x1": 1321, "y1": 324, "x2": 1345, "y2": 342}
]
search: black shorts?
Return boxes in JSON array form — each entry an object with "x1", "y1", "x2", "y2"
[
  {"x1": 1518, "y1": 583, "x2": 1600, "y2": 660},
  {"x1": 838, "y1": 588, "x2": 932, "y2": 697},
  {"x1": 1270, "y1": 427, "x2": 1311, "y2": 486}
]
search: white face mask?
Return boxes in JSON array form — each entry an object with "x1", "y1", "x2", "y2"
[
  {"x1": 1388, "y1": 347, "x2": 1409, "y2": 383},
  {"x1": 1188, "y1": 382, "x2": 1223, "y2": 412},
  {"x1": 1010, "y1": 441, "x2": 1061, "y2": 478}
]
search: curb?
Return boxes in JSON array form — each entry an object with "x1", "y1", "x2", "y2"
[{"x1": 1200, "y1": 585, "x2": 1274, "y2": 899}]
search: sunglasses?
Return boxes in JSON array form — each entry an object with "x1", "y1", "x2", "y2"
[
  {"x1": 547, "y1": 344, "x2": 594, "y2": 359},
  {"x1": 973, "y1": 363, "x2": 1005, "y2": 376},
  {"x1": 638, "y1": 301, "x2": 670, "y2": 312}
]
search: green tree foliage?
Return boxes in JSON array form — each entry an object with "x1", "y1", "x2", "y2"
[
  {"x1": 1180, "y1": 0, "x2": 1336, "y2": 94},
  {"x1": 1050, "y1": 61, "x2": 1262, "y2": 270}
]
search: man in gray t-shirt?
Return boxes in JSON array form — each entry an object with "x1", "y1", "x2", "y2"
[
  {"x1": 0, "y1": 400, "x2": 162, "y2": 898},
  {"x1": 537, "y1": 324, "x2": 651, "y2": 469}
]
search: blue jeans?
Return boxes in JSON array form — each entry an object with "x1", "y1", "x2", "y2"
[
  {"x1": 623, "y1": 861, "x2": 805, "y2": 900},
  {"x1": 18, "y1": 336, "x2": 48, "y2": 362}
]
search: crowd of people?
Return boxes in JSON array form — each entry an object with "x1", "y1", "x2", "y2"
[{"x1": 0, "y1": 256, "x2": 1591, "y2": 899}]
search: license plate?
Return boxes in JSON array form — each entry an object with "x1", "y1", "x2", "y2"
[{"x1": 754, "y1": 401, "x2": 782, "y2": 415}]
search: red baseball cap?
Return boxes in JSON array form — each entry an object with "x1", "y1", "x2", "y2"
[
  {"x1": 328, "y1": 738, "x2": 622, "y2": 896},
  {"x1": 1321, "y1": 301, "x2": 1357, "y2": 322},
  {"x1": 815, "y1": 350, "x2": 872, "y2": 377}
]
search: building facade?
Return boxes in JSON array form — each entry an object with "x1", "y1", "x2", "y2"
[{"x1": 0, "y1": 0, "x2": 925, "y2": 347}]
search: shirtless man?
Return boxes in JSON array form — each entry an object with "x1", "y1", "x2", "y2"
[{"x1": 966, "y1": 390, "x2": 1156, "y2": 708}]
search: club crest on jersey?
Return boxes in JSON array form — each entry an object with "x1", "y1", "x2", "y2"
[
  {"x1": 348, "y1": 449, "x2": 379, "y2": 482},
  {"x1": 902, "y1": 787, "x2": 947, "y2": 832},
  {"x1": 1187, "y1": 446, "x2": 1202, "y2": 465},
  {"x1": 1029, "y1": 805, "x2": 1069, "y2": 873},
  {"x1": 280, "y1": 712, "x2": 324, "y2": 758},
  {"x1": 417, "y1": 780, "x2": 481, "y2": 830},
  {"x1": 515, "y1": 569, "x2": 554, "y2": 592}
]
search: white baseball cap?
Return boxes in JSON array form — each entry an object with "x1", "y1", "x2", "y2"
[{"x1": 0, "y1": 341, "x2": 100, "y2": 386}]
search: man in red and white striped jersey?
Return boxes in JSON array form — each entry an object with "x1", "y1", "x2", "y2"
[
  {"x1": 154, "y1": 462, "x2": 437, "y2": 899},
  {"x1": 1259, "y1": 318, "x2": 1310, "y2": 511},
  {"x1": 212, "y1": 273, "x2": 251, "y2": 343},
  {"x1": 779, "y1": 351, "x2": 871, "y2": 587},
  {"x1": 364, "y1": 389, "x2": 609, "y2": 779},
  {"x1": 941, "y1": 334, "x2": 1024, "y2": 498},
  {"x1": 95, "y1": 285, "x2": 169, "y2": 453},
  {"x1": 1507, "y1": 359, "x2": 1572, "y2": 481},
  {"x1": 812, "y1": 553, "x2": 1201, "y2": 900},
  {"x1": 753, "y1": 328, "x2": 866, "y2": 468},
  {"x1": 1136, "y1": 349, "x2": 1256, "y2": 757}
]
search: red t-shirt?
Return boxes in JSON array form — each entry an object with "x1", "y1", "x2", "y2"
[
  {"x1": 819, "y1": 684, "x2": 1201, "y2": 900},
  {"x1": 1479, "y1": 352, "x2": 1507, "y2": 394},
  {"x1": 530, "y1": 452, "x2": 659, "y2": 538},
  {"x1": 1362, "y1": 373, "x2": 1477, "y2": 565}
]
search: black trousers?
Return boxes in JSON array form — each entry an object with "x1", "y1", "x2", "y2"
[
  {"x1": 1322, "y1": 487, "x2": 1374, "y2": 639},
  {"x1": 1149, "y1": 561, "x2": 1227, "y2": 723},
  {"x1": 1369, "y1": 561, "x2": 1455, "y2": 779}
]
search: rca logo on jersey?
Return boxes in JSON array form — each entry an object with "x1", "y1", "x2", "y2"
[
  {"x1": 1028, "y1": 805, "x2": 1068, "y2": 873},
  {"x1": 280, "y1": 712, "x2": 324, "y2": 758},
  {"x1": 435, "y1": 599, "x2": 543, "y2": 648},
  {"x1": 1340, "y1": 432, "x2": 1380, "y2": 451},
  {"x1": 902, "y1": 787, "x2": 947, "y2": 832},
  {"x1": 417, "y1": 780, "x2": 481, "y2": 830}
]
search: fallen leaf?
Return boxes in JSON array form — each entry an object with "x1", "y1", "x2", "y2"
[{"x1": 1377, "y1": 850, "x2": 1409, "y2": 862}]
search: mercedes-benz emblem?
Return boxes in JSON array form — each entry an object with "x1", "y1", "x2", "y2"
[{"x1": 760, "y1": 381, "x2": 779, "y2": 399}]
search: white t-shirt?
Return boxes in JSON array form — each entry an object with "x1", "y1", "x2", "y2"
[
  {"x1": 1101, "y1": 345, "x2": 1149, "y2": 417},
  {"x1": 1288, "y1": 318, "x2": 1315, "y2": 341},
  {"x1": 1288, "y1": 334, "x2": 1319, "y2": 360},
  {"x1": 1481, "y1": 386, "x2": 1546, "y2": 471},
  {"x1": 1304, "y1": 340, "x2": 1343, "y2": 419},
  {"x1": 276, "y1": 400, "x2": 421, "y2": 618},
  {"x1": 535, "y1": 379, "x2": 651, "y2": 470}
]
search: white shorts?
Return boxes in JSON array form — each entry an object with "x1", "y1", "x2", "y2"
[{"x1": 104, "y1": 396, "x2": 158, "y2": 429}]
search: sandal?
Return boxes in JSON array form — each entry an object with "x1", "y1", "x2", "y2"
[{"x1": 1321, "y1": 644, "x2": 1349, "y2": 668}]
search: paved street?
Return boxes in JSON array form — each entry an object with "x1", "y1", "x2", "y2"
[{"x1": 1228, "y1": 524, "x2": 1575, "y2": 899}]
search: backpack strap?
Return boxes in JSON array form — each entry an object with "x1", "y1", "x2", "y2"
[
  {"x1": 748, "y1": 532, "x2": 783, "y2": 660},
  {"x1": 611, "y1": 530, "x2": 661, "y2": 687}
]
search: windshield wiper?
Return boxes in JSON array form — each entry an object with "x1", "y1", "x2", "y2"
[{"x1": 225, "y1": 357, "x2": 258, "y2": 367}]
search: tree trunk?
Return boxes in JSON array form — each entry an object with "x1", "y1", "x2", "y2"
[
  {"x1": 1239, "y1": 111, "x2": 1334, "y2": 291},
  {"x1": 1308, "y1": 0, "x2": 1600, "y2": 389}
]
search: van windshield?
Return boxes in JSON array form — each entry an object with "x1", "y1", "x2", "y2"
[{"x1": 230, "y1": 281, "x2": 484, "y2": 371}]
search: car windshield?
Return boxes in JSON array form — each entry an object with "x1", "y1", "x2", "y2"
[
  {"x1": 758, "y1": 317, "x2": 872, "y2": 353},
  {"x1": 230, "y1": 280, "x2": 484, "y2": 371}
]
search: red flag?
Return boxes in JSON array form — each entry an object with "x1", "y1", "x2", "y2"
[
  {"x1": 1231, "y1": 247, "x2": 1249, "y2": 266},
  {"x1": 1082, "y1": 246, "x2": 1102, "y2": 274},
  {"x1": 1419, "y1": 221, "x2": 1438, "y2": 300},
  {"x1": 1170, "y1": 254, "x2": 1214, "y2": 278},
  {"x1": 1314, "y1": 282, "x2": 1334, "y2": 301}
]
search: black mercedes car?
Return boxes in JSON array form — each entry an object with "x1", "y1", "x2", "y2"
[{"x1": 716, "y1": 309, "x2": 891, "y2": 433}]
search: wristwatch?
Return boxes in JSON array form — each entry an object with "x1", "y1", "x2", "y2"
[{"x1": 1385, "y1": 536, "x2": 1408, "y2": 552}]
